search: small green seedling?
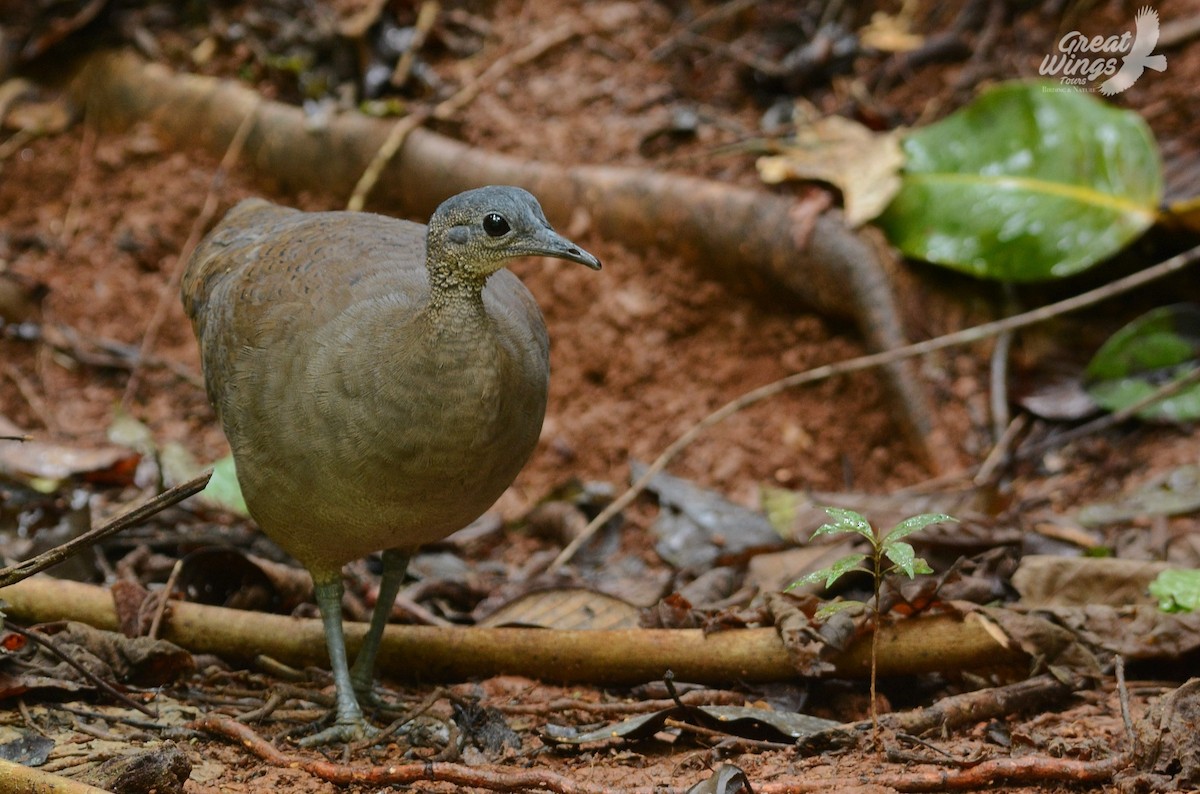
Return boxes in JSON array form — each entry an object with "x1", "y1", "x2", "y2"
[{"x1": 787, "y1": 507, "x2": 955, "y2": 748}]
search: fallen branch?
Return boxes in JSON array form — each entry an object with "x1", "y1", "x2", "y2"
[
  {"x1": 195, "y1": 715, "x2": 685, "y2": 793},
  {"x1": 0, "y1": 577, "x2": 1025, "y2": 685},
  {"x1": 0, "y1": 758, "x2": 112, "y2": 794},
  {"x1": 756, "y1": 752, "x2": 1128, "y2": 792},
  {"x1": 197, "y1": 711, "x2": 1128, "y2": 792},
  {"x1": 799, "y1": 674, "x2": 1078, "y2": 754}
]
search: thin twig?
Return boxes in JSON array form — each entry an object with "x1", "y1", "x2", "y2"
[
  {"x1": 59, "y1": 120, "x2": 96, "y2": 248},
  {"x1": 990, "y1": 284, "x2": 1019, "y2": 442},
  {"x1": 973, "y1": 413, "x2": 1029, "y2": 487},
  {"x1": 121, "y1": 100, "x2": 260, "y2": 409},
  {"x1": 391, "y1": 0, "x2": 440, "y2": 89},
  {"x1": 1115, "y1": 655, "x2": 1134, "y2": 747},
  {"x1": 346, "y1": 113, "x2": 430, "y2": 213},
  {"x1": 650, "y1": 0, "x2": 758, "y2": 61},
  {"x1": 17, "y1": 698, "x2": 48, "y2": 736},
  {"x1": 236, "y1": 689, "x2": 287, "y2": 724},
  {"x1": 147, "y1": 556, "x2": 185, "y2": 640},
  {"x1": 548, "y1": 244, "x2": 1200, "y2": 571},
  {"x1": 0, "y1": 470, "x2": 212, "y2": 588},
  {"x1": 2, "y1": 363, "x2": 56, "y2": 433},
  {"x1": 347, "y1": 687, "x2": 445, "y2": 752},
  {"x1": 1017, "y1": 365, "x2": 1200, "y2": 461}
]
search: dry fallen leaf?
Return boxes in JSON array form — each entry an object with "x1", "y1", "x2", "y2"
[
  {"x1": 756, "y1": 115, "x2": 905, "y2": 227},
  {"x1": 859, "y1": 10, "x2": 925, "y2": 53}
]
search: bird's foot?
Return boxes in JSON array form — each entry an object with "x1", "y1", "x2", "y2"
[
  {"x1": 350, "y1": 666, "x2": 391, "y2": 708},
  {"x1": 297, "y1": 717, "x2": 379, "y2": 748},
  {"x1": 353, "y1": 682, "x2": 386, "y2": 709}
]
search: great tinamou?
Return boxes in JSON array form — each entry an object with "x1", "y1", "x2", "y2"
[{"x1": 181, "y1": 186, "x2": 601, "y2": 745}]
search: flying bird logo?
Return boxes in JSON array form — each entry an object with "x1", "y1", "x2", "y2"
[{"x1": 1100, "y1": 7, "x2": 1167, "y2": 95}]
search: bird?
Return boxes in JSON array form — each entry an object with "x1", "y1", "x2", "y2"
[
  {"x1": 1100, "y1": 7, "x2": 1167, "y2": 96},
  {"x1": 181, "y1": 186, "x2": 601, "y2": 745}
]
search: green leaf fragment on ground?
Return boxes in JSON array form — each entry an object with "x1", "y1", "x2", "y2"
[
  {"x1": 1149, "y1": 569, "x2": 1200, "y2": 613},
  {"x1": 202, "y1": 455, "x2": 249, "y2": 516}
]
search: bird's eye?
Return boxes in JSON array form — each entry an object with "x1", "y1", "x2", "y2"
[{"x1": 483, "y1": 213, "x2": 511, "y2": 237}]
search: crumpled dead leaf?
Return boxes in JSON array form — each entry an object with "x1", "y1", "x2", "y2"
[
  {"x1": 545, "y1": 701, "x2": 839, "y2": 746},
  {"x1": 686, "y1": 765, "x2": 754, "y2": 794},
  {"x1": 974, "y1": 606, "x2": 1102, "y2": 684},
  {"x1": 859, "y1": 10, "x2": 925, "y2": 53},
  {"x1": 0, "y1": 620, "x2": 193, "y2": 699},
  {"x1": 477, "y1": 588, "x2": 640, "y2": 630},
  {"x1": 1117, "y1": 678, "x2": 1200, "y2": 792},
  {"x1": 756, "y1": 116, "x2": 904, "y2": 227},
  {"x1": 637, "y1": 462, "x2": 785, "y2": 571},
  {"x1": 0, "y1": 416, "x2": 139, "y2": 491},
  {"x1": 1012, "y1": 555, "x2": 1169, "y2": 608},
  {"x1": 764, "y1": 591, "x2": 863, "y2": 676}
]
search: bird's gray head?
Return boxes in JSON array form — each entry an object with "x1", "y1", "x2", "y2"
[{"x1": 425, "y1": 186, "x2": 601, "y2": 284}]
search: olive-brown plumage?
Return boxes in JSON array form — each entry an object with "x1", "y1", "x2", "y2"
[{"x1": 182, "y1": 186, "x2": 600, "y2": 744}]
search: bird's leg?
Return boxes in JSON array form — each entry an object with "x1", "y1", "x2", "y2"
[
  {"x1": 349, "y1": 548, "x2": 410, "y2": 700},
  {"x1": 297, "y1": 576, "x2": 376, "y2": 746}
]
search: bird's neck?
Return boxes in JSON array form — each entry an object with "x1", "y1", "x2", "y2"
[{"x1": 425, "y1": 260, "x2": 489, "y2": 326}]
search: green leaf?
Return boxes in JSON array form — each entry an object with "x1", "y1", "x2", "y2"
[
  {"x1": 878, "y1": 80, "x2": 1161, "y2": 282},
  {"x1": 1149, "y1": 569, "x2": 1200, "y2": 613},
  {"x1": 786, "y1": 553, "x2": 869, "y2": 590},
  {"x1": 882, "y1": 542, "x2": 933, "y2": 578},
  {"x1": 811, "y1": 507, "x2": 875, "y2": 543},
  {"x1": 882, "y1": 512, "x2": 955, "y2": 544},
  {"x1": 1085, "y1": 304, "x2": 1200, "y2": 422},
  {"x1": 201, "y1": 455, "x2": 249, "y2": 517},
  {"x1": 815, "y1": 600, "x2": 866, "y2": 620}
]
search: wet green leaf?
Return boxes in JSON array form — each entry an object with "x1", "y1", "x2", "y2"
[
  {"x1": 883, "y1": 542, "x2": 932, "y2": 578},
  {"x1": 811, "y1": 507, "x2": 874, "y2": 542},
  {"x1": 879, "y1": 80, "x2": 1161, "y2": 281},
  {"x1": 786, "y1": 553, "x2": 868, "y2": 590},
  {"x1": 882, "y1": 512, "x2": 955, "y2": 544}
]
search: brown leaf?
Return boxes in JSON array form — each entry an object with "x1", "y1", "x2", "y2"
[
  {"x1": 477, "y1": 588, "x2": 640, "y2": 630},
  {"x1": 756, "y1": 116, "x2": 904, "y2": 227}
]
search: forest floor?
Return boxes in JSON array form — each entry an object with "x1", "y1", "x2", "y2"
[{"x1": 1, "y1": 1, "x2": 1199, "y2": 792}]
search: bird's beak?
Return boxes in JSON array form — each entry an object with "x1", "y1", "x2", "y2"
[{"x1": 527, "y1": 227, "x2": 602, "y2": 271}]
